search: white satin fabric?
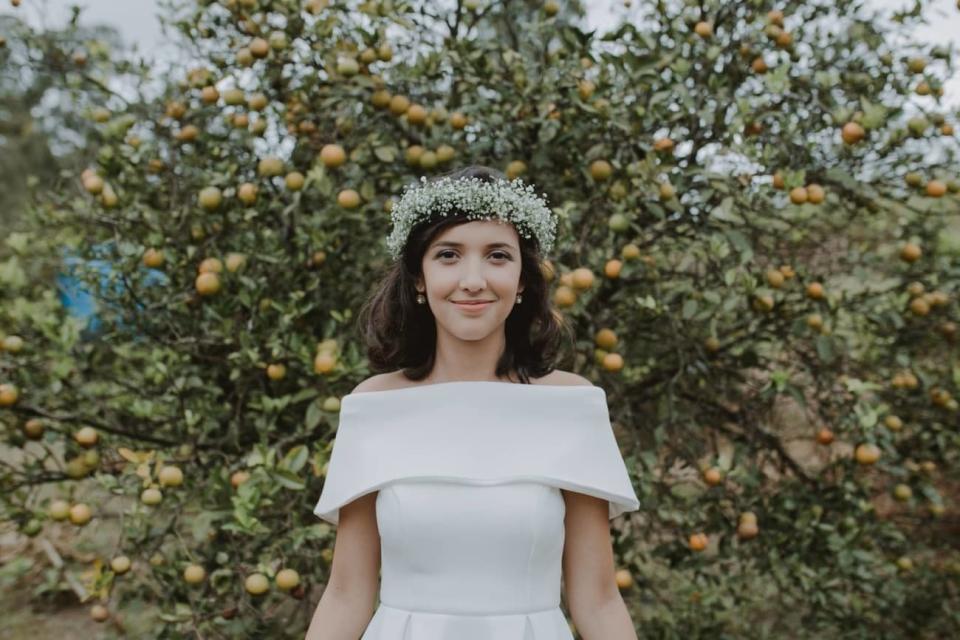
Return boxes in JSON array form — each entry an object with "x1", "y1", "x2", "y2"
[{"x1": 312, "y1": 381, "x2": 640, "y2": 639}]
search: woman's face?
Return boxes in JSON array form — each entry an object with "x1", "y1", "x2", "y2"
[{"x1": 416, "y1": 220, "x2": 525, "y2": 341}]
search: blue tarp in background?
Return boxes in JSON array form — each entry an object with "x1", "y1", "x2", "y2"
[{"x1": 56, "y1": 241, "x2": 168, "y2": 335}]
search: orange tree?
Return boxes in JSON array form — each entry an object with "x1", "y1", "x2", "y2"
[{"x1": 2, "y1": 0, "x2": 959, "y2": 637}]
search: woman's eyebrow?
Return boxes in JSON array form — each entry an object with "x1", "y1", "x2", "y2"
[{"x1": 432, "y1": 241, "x2": 515, "y2": 249}]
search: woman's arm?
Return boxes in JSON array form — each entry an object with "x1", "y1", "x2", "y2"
[
  {"x1": 305, "y1": 491, "x2": 381, "y2": 639},
  {"x1": 561, "y1": 490, "x2": 638, "y2": 640}
]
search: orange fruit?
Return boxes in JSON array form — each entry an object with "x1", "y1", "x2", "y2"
[
  {"x1": 141, "y1": 487, "x2": 163, "y2": 505},
  {"x1": 816, "y1": 428, "x2": 834, "y2": 445},
  {"x1": 276, "y1": 568, "x2": 301, "y2": 591},
  {"x1": 266, "y1": 363, "x2": 287, "y2": 380},
  {"x1": 198, "y1": 257, "x2": 223, "y2": 274},
  {"x1": 436, "y1": 144, "x2": 456, "y2": 163},
  {"x1": 195, "y1": 272, "x2": 221, "y2": 296},
  {"x1": 571, "y1": 267, "x2": 595, "y2": 290},
  {"x1": 230, "y1": 470, "x2": 251, "y2": 488},
  {"x1": 249, "y1": 37, "x2": 269, "y2": 58},
  {"x1": 69, "y1": 503, "x2": 93, "y2": 526},
  {"x1": 159, "y1": 465, "x2": 184, "y2": 487},
  {"x1": 577, "y1": 78, "x2": 595, "y2": 100},
  {"x1": 225, "y1": 253, "x2": 246, "y2": 273},
  {"x1": 602, "y1": 352, "x2": 624, "y2": 372},
  {"x1": 176, "y1": 125, "x2": 199, "y2": 142},
  {"x1": 595, "y1": 329, "x2": 618, "y2": 349},
  {"x1": 450, "y1": 111, "x2": 468, "y2": 129},
  {"x1": 143, "y1": 248, "x2": 164, "y2": 268},
  {"x1": 789, "y1": 186, "x2": 808, "y2": 204},
  {"x1": 110, "y1": 555, "x2": 132, "y2": 575},
  {"x1": 841, "y1": 122, "x2": 865, "y2": 144},
  {"x1": 753, "y1": 294, "x2": 775, "y2": 312},
  {"x1": 703, "y1": 467, "x2": 722, "y2": 486},
  {"x1": 90, "y1": 604, "x2": 109, "y2": 622},
  {"x1": 553, "y1": 285, "x2": 577, "y2": 308},
  {"x1": 653, "y1": 137, "x2": 674, "y2": 153},
  {"x1": 284, "y1": 171, "x2": 305, "y2": 191},
  {"x1": 198, "y1": 186, "x2": 222, "y2": 211},
  {"x1": 604, "y1": 259, "x2": 622, "y2": 278},
  {"x1": 371, "y1": 89, "x2": 391, "y2": 109},
  {"x1": 899, "y1": 242, "x2": 922, "y2": 262},
  {"x1": 688, "y1": 533, "x2": 708, "y2": 551},
  {"x1": 320, "y1": 144, "x2": 347, "y2": 168},
  {"x1": 614, "y1": 568, "x2": 634, "y2": 589},
  {"x1": 854, "y1": 443, "x2": 881, "y2": 465},
  {"x1": 766, "y1": 269, "x2": 785, "y2": 288},
  {"x1": 926, "y1": 180, "x2": 946, "y2": 197},
  {"x1": 245, "y1": 573, "x2": 270, "y2": 595},
  {"x1": 806, "y1": 183, "x2": 825, "y2": 204},
  {"x1": 893, "y1": 484, "x2": 912, "y2": 501},
  {"x1": 389, "y1": 95, "x2": 411, "y2": 115},
  {"x1": 589, "y1": 159, "x2": 613, "y2": 181},
  {"x1": 313, "y1": 352, "x2": 336, "y2": 374},
  {"x1": 506, "y1": 160, "x2": 527, "y2": 180},
  {"x1": 23, "y1": 418, "x2": 44, "y2": 440},
  {"x1": 909, "y1": 297, "x2": 930, "y2": 316},
  {"x1": 258, "y1": 156, "x2": 284, "y2": 177},
  {"x1": 337, "y1": 189, "x2": 361, "y2": 209},
  {"x1": 737, "y1": 519, "x2": 759, "y2": 540},
  {"x1": 49, "y1": 499, "x2": 70, "y2": 520},
  {"x1": 83, "y1": 174, "x2": 104, "y2": 194},
  {"x1": 184, "y1": 564, "x2": 206, "y2": 584},
  {"x1": 694, "y1": 21, "x2": 713, "y2": 38},
  {"x1": 201, "y1": 85, "x2": 219, "y2": 103},
  {"x1": 884, "y1": 415, "x2": 903, "y2": 431},
  {"x1": 406, "y1": 104, "x2": 428, "y2": 125},
  {"x1": 806, "y1": 282, "x2": 824, "y2": 299},
  {"x1": 75, "y1": 426, "x2": 99, "y2": 448},
  {"x1": 621, "y1": 243, "x2": 641, "y2": 260}
]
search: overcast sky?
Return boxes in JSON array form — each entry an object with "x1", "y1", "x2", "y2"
[{"x1": 2, "y1": 0, "x2": 958, "y2": 107}]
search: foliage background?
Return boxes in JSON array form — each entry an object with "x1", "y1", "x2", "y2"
[{"x1": 1, "y1": 0, "x2": 960, "y2": 638}]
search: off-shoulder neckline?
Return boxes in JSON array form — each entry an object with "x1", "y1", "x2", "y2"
[{"x1": 344, "y1": 379, "x2": 606, "y2": 401}]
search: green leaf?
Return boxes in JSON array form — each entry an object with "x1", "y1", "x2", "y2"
[
  {"x1": 280, "y1": 445, "x2": 309, "y2": 474},
  {"x1": 374, "y1": 146, "x2": 396, "y2": 162},
  {"x1": 273, "y1": 468, "x2": 306, "y2": 491},
  {"x1": 305, "y1": 400, "x2": 323, "y2": 430}
]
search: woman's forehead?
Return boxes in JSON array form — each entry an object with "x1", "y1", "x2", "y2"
[{"x1": 432, "y1": 220, "x2": 519, "y2": 247}]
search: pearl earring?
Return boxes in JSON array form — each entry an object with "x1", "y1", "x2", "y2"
[
  {"x1": 416, "y1": 292, "x2": 426, "y2": 304},
  {"x1": 516, "y1": 294, "x2": 522, "y2": 304}
]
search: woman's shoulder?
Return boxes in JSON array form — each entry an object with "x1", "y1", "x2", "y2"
[
  {"x1": 348, "y1": 369, "x2": 593, "y2": 395},
  {"x1": 534, "y1": 369, "x2": 594, "y2": 387}
]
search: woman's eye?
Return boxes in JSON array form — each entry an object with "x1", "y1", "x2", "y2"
[{"x1": 436, "y1": 250, "x2": 511, "y2": 260}]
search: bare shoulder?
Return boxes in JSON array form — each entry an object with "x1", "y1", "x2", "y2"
[
  {"x1": 532, "y1": 369, "x2": 594, "y2": 387},
  {"x1": 349, "y1": 371, "x2": 417, "y2": 395}
]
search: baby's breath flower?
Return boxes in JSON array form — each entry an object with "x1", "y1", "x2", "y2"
[{"x1": 385, "y1": 175, "x2": 556, "y2": 260}]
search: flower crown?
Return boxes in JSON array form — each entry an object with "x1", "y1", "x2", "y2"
[{"x1": 385, "y1": 175, "x2": 557, "y2": 260}]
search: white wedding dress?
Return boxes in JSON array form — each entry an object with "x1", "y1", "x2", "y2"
[{"x1": 313, "y1": 380, "x2": 639, "y2": 639}]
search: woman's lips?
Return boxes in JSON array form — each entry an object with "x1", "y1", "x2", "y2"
[{"x1": 452, "y1": 301, "x2": 493, "y2": 312}]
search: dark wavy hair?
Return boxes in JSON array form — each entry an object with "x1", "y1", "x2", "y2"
[{"x1": 355, "y1": 164, "x2": 574, "y2": 384}]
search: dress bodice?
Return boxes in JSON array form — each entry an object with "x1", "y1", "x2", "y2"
[{"x1": 377, "y1": 481, "x2": 565, "y2": 614}]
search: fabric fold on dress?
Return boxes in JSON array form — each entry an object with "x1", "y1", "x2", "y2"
[{"x1": 313, "y1": 380, "x2": 640, "y2": 525}]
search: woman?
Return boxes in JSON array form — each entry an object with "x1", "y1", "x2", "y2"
[{"x1": 306, "y1": 165, "x2": 640, "y2": 639}]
